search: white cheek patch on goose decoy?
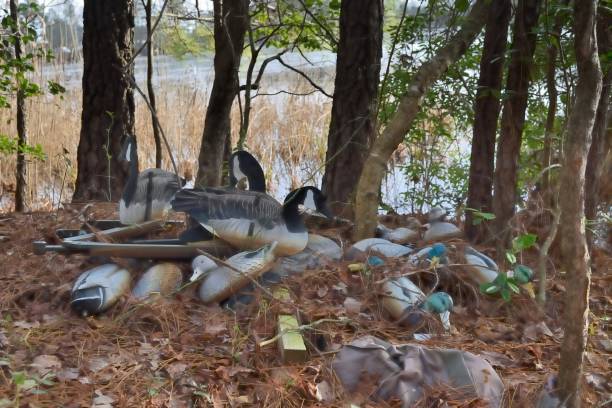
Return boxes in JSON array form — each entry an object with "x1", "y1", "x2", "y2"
[
  {"x1": 124, "y1": 142, "x2": 132, "y2": 161},
  {"x1": 232, "y1": 157, "x2": 249, "y2": 190}
]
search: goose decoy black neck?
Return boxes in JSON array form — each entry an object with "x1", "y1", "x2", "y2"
[
  {"x1": 120, "y1": 135, "x2": 139, "y2": 206},
  {"x1": 229, "y1": 150, "x2": 266, "y2": 193},
  {"x1": 282, "y1": 186, "x2": 332, "y2": 232}
]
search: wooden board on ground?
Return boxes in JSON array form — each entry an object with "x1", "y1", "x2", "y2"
[{"x1": 274, "y1": 288, "x2": 308, "y2": 363}]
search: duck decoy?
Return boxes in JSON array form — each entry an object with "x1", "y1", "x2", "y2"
[
  {"x1": 382, "y1": 277, "x2": 453, "y2": 330},
  {"x1": 409, "y1": 243, "x2": 448, "y2": 265},
  {"x1": 171, "y1": 186, "x2": 331, "y2": 256},
  {"x1": 71, "y1": 264, "x2": 132, "y2": 317},
  {"x1": 423, "y1": 207, "x2": 463, "y2": 242},
  {"x1": 348, "y1": 238, "x2": 413, "y2": 258},
  {"x1": 463, "y1": 246, "x2": 499, "y2": 284},
  {"x1": 192, "y1": 242, "x2": 278, "y2": 304},
  {"x1": 376, "y1": 224, "x2": 420, "y2": 244},
  {"x1": 119, "y1": 135, "x2": 184, "y2": 225},
  {"x1": 132, "y1": 263, "x2": 184, "y2": 299}
]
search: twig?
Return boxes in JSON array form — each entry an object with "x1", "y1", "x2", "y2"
[
  {"x1": 277, "y1": 56, "x2": 333, "y2": 98},
  {"x1": 258, "y1": 317, "x2": 350, "y2": 347}
]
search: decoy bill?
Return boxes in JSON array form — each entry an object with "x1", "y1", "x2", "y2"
[
  {"x1": 171, "y1": 186, "x2": 332, "y2": 256},
  {"x1": 119, "y1": 135, "x2": 184, "y2": 225}
]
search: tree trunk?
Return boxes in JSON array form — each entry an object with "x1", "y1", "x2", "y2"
[
  {"x1": 10, "y1": 0, "x2": 28, "y2": 212},
  {"x1": 557, "y1": 0, "x2": 602, "y2": 405},
  {"x1": 145, "y1": 0, "x2": 162, "y2": 169},
  {"x1": 492, "y1": 0, "x2": 542, "y2": 253},
  {"x1": 540, "y1": 2, "x2": 567, "y2": 209},
  {"x1": 585, "y1": 8, "x2": 611, "y2": 246},
  {"x1": 353, "y1": 0, "x2": 490, "y2": 240},
  {"x1": 464, "y1": 0, "x2": 511, "y2": 242},
  {"x1": 195, "y1": 0, "x2": 248, "y2": 187},
  {"x1": 321, "y1": 0, "x2": 383, "y2": 219},
  {"x1": 73, "y1": 0, "x2": 135, "y2": 202}
]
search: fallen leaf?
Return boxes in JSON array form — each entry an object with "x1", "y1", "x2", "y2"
[
  {"x1": 585, "y1": 373, "x2": 608, "y2": 391},
  {"x1": 204, "y1": 322, "x2": 226, "y2": 337},
  {"x1": 597, "y1": 339, "x2": 612, "y2": 353},
  {"x1": 13, "y1": 320, "x2": 40, "y2": 330},
  {"x1": 343, "y1": 297, "x2": 362, "y2": 315},
  {"x1": 56, "y1": 367, "x2": 80, "y2": 381},
  {"x1": 30, "y1": 354, "x2": 62, "y2": 377},
  {"x1": 92, "y1": 389, "x2": 114, "y2": 407},
  {"x1": 87, "y1": 357, "x2": 109, "y2": 373},
  {"x1": 165, "y1": 362, "x2": 188, "y2": 381},
  {"x1": 523, "y1": 322, "x2": 554, "y2": 342},
  {"x1": 316, "y1": 286, "x2": 328, "y2": 298},
  {"x1": 78, "y1": 376, "x2": 91, "y2": 384}
]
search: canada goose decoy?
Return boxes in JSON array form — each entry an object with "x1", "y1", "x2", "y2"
[
  {"x1": 119, "y1": 136, "x2": 184, "y2": 225},
  {"x1": 347, "y1": 238, "x2": 413, "y2": 259},
  {"x1": 71, "y1": 264, "x2": 132, "y2": 317},
  {"x1": 171, "y1": 186, "x2": 332, "y2": 256},
  {"x1": 229, "y1": 150, "x2": 266, "y2": 192},
  {"x1": 423, "y1": 207, "x2": 463, "y2": 242},
  {"x1": 178, "y1": 150, "x2": 266, "y2": 243},
  {"x1": 190, "y1": 242, "x2": 278, "y2": 304},
  {"x1": 463, "y1": 246, "x2": 499, "y2": 284},
  {"x1": 132, "y1": 263, "x2": 184, "y2": 299},
  {"x1": 382, "y1": 277, "x2": 453, "y2": 330}
]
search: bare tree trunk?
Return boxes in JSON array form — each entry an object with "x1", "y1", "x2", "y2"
[
  {"x1": 353, "y1": 0, "x2": 490, "y2": 240},
  {"x1": 464, "y1": 0, "x2": 511, "y2": 241},
  {"x1": 585, "y1": 8, "x2": 611, "y2": 246},
  {"x1": 196, "y1": 0, "x2": 248, "y2": 187},
  {"x1": 145, "y1": 0, "x2": 162, "y2": 168},
  {"x1": 492, "y1": 0, "x2": 542, "y2": 254},
  {"x1": 321, "y1": 0, "x2": 383, "y2": 219},
  {"x1": 73, "y1": 0, "x2": 135, "y2": 202},
  {"x1": 10, "y1": 0, "x2": 28, "y2": 212},
  {"x1": 557, "y1": 0, "x2": 602, "y2": 404}
]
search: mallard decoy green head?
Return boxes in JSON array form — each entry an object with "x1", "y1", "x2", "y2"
[
  {"x1": 71, "y1": 264, "x2": 132, "y2": 317},
  {"x1": 421, "y1": 292, "x2": 453, "y2": 314},
  {"x1": 229, "y1": 150, "x2": 266, "y2": 193},
  {"x1": 512, "y1": 264, "x2": 534, "y2": 284}
]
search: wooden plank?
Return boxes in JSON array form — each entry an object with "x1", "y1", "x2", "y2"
[{"x1": 277, "y1": 314, "x2": 307, "y2": 363}]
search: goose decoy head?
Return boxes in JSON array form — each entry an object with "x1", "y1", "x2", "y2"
[
  {"x1": 120, "y1": 135, "x2": 137, "y2": 163},
  {"x1": 190, "y1": 255, "x2": 218, "y2": 282},
  {"x1": 428, "y1": 207, "x2": 447, "y2": 222},
  {"x1": 229, "y1": 150, "x2": 266, "y2": 192},
  {"x1": 285, "y1": 186, "x2": 332, "y2": 219}
]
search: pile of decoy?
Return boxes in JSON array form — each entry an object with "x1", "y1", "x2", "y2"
[{"x1": 33, "y1": 137, "x2": 534, "y2": 334}]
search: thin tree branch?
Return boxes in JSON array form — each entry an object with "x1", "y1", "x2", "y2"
[{"x1": 277, "y1": 56, "x2": 332, "y2": 98}]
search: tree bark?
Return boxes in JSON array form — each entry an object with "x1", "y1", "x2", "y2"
[
  {"x1": 10, "y1": 0, "x2": 28, "y2": 212},
  {"x1": 492, "y1": 0, "x2": 542, "y2": 253},
  {"x1": 585, "y1": 8, "x2": 611, "y2": 246},
  {"x1": 464, "y1": 0, "x2": 511, "y2": 242},
  {"x1": 353, "y1": 0, "x2": 490, "y2": 240},
  {"x1": 321, "y1": 0, "x2": 383, "y2": 219},
  {"x1": 557, "y1": 0, "x2": 602, "y2": 405},
  {"x1": 145, "y1": 0, "x2": 162, "y2": 169},
  {"x1": 196, "y1": 0, "x2": 248, "y2": 187},
  {"x1": 73, "y1": 0, "x2": 135, "y2": 202}
]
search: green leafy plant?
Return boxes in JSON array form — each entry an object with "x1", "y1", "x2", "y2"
[{"x1": 466, "y1": 208, "x2": 496, "y2": 225}]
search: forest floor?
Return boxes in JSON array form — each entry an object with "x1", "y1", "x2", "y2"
[{"x1": 0, "y1": 204, "x2": 610, "y2": 407}]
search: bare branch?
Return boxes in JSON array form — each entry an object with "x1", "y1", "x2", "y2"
[{"x1": 277, "y1": 56, "x2": 332, "y2": 98}]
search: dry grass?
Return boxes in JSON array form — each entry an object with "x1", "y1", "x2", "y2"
[{"x1": 0, "y1": 60, "x2": 333, "y2": 211}]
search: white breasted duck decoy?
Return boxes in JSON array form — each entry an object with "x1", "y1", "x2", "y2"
[
  {"x1": 71, "y1": 264, "x2": 132, "y2": 316},
  {"x1": 382, "y1": 277, "x2": 453, "y2": 330},
  {"x1": 171, "y1": 186, "x2": 332, "y2": 256},
  {"x1": 190, "y1": 242, "x2": 278, "y2": 304},
  {"x1": 423, "y1": 207, "x2": 463, "y2": 242},
  {"x1": 347, "y1": 238, "x2": 413, "y2": 258},
  {"x1": 119, "y1": 136, "x2": 184, "y2": 225},
  {"x1": 463, "y1": 246, "x2": 499, "y2": 284},
  {"x1": 132, "y1": 263, "x2": 184, "y2": 299}
]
